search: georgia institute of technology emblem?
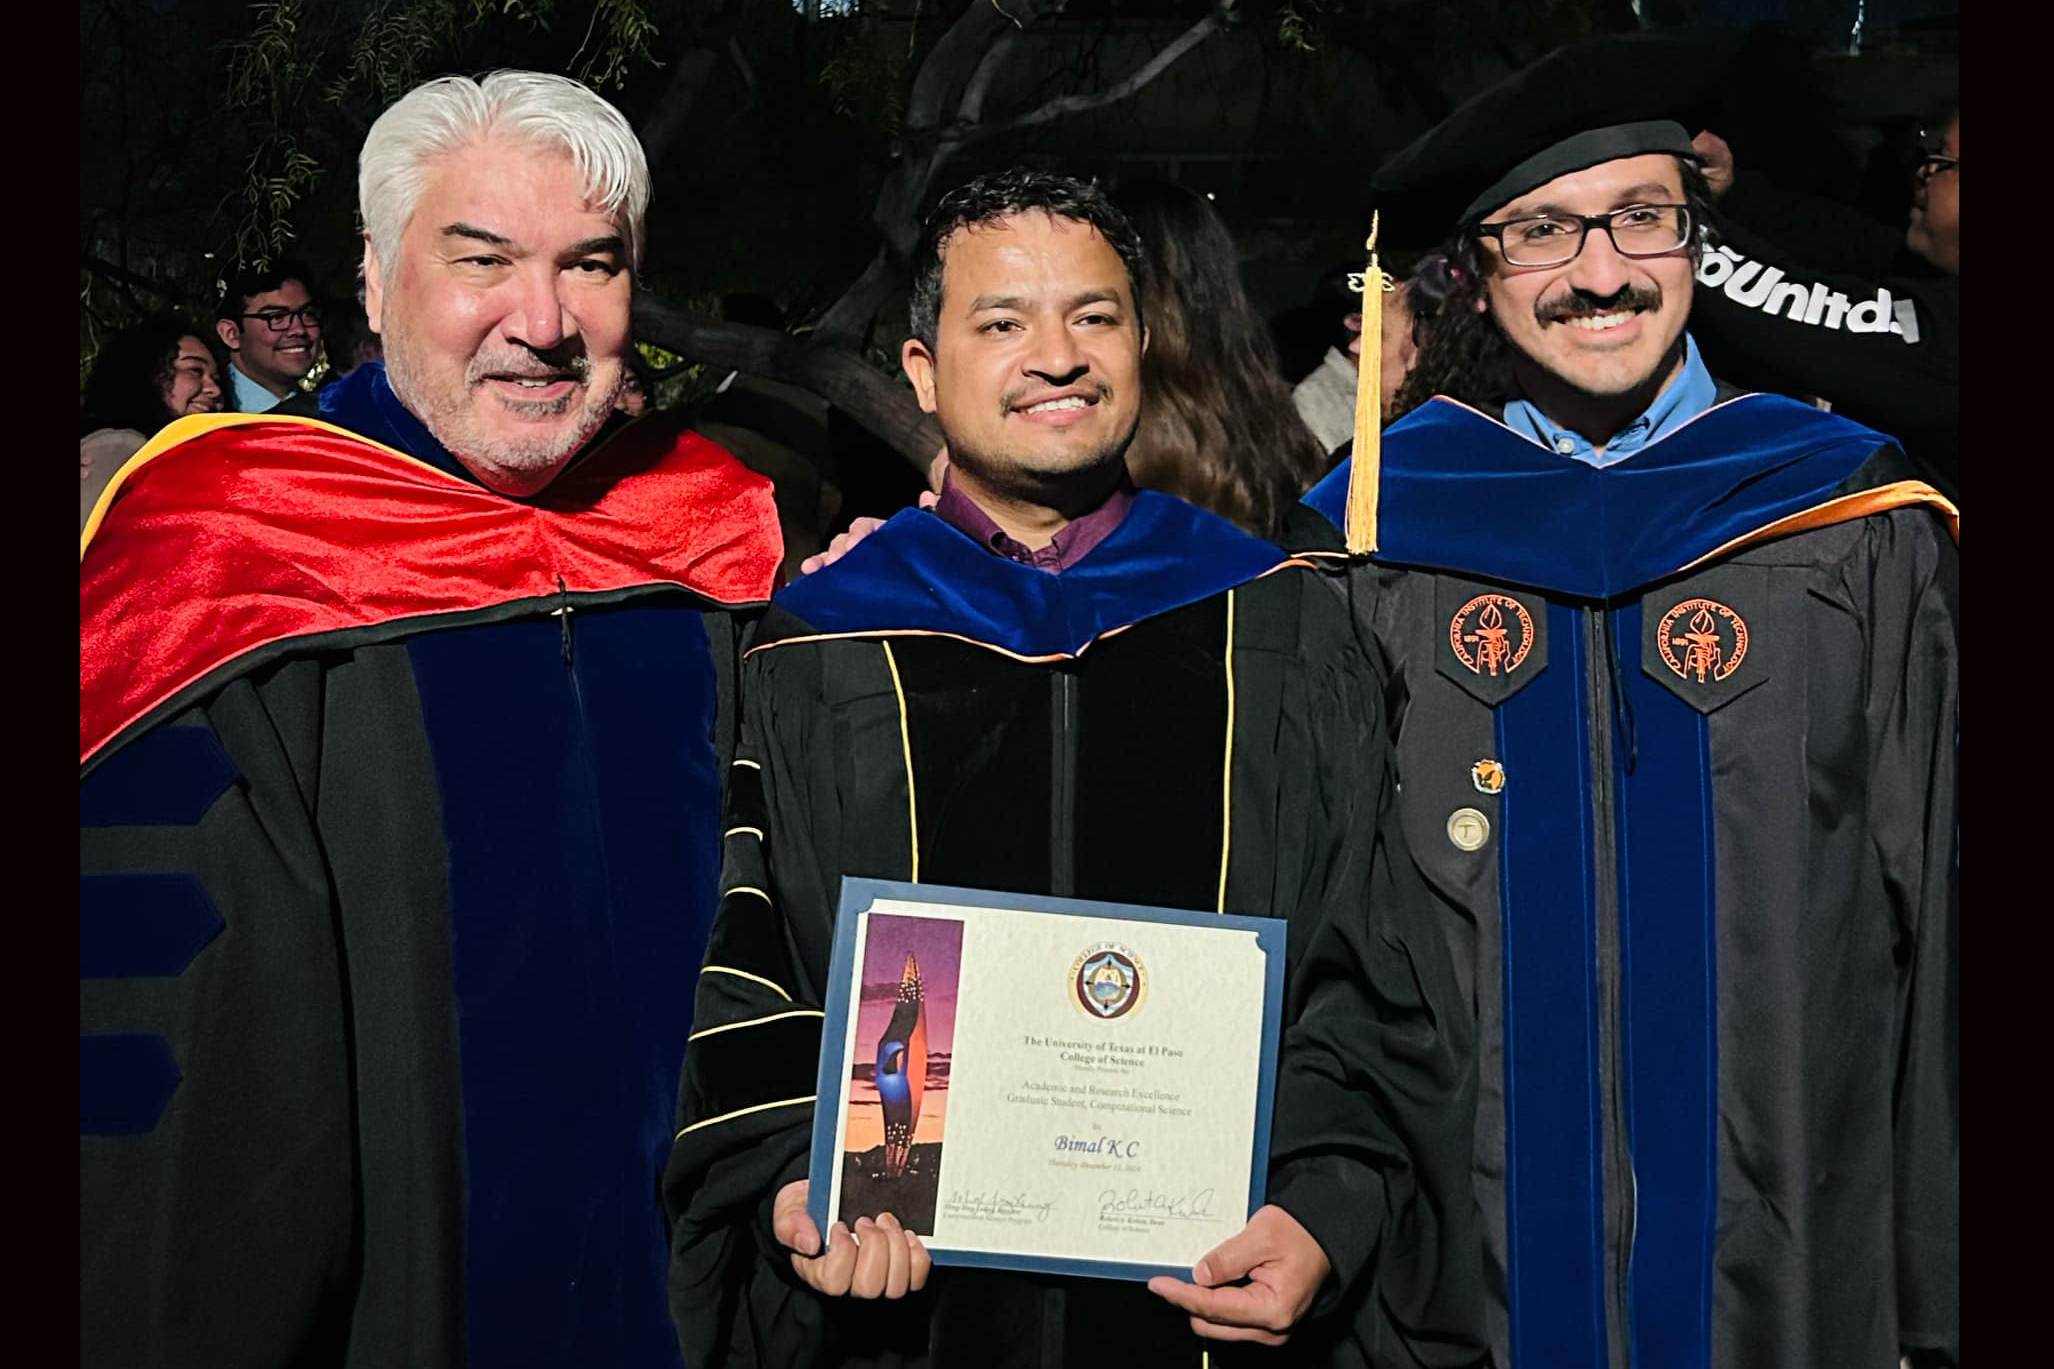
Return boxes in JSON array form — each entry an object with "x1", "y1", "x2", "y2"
[
  {"x1": 1448, "y1": 594, "x2": 1536, "y2": 678},
  {"x1": 1657, "y1": 598, "x2": 1750, "y2": 684},
  {"x1": 1071, "y1": 944, "x2": 1145, "y2": 1021}
]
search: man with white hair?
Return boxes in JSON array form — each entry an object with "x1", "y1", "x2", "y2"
[{"x1": 80, "y1": 71, "x2": 780, "y2": 1366}]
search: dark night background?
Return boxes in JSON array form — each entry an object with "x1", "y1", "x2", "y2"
[{"x1": 78, "y1": 0, "x2": 1956, "y2": 503}]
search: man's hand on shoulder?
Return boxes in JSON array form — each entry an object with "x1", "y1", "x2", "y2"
[
  {"x1": 796, "y1": 490, "x2": 942, "y2": 576},
  {"x1": 1145, "y1": 1203, "x2": 1330, "y2": 1345},
  {"x1": 798, "y1": 519, "x2": 888, "y2": 577},
  {"x1": 772, "y1": 1179, "x2": 932, "y2": 1299}
]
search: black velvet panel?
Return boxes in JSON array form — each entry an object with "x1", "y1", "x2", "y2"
[
  {"x1": 929, "y1": 1269, "x2": 1199, "y2": 1369},
  {"x1": 1073, "y1": 601, "x2": 1228, "y2": 913},
  {"x1": 884, "y1": 603, "x2": 1228, "y2": 914},
  {"x1": 886, "y1": 636, "x2": 1056, "y2": 897}
]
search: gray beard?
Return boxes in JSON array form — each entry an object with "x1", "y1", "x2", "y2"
[{"x1": 384, "y1": 343, "x2": 621, "y2": 480}]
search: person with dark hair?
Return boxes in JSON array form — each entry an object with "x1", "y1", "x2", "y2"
[
  {"x1": 1292, "y1": 32, "x2": 1957, "y2": 1369},
  {"x1": 666, "y1": 168, "x2": 1474, "y2": 1369},
  {"x1": 213, "y1": 258, "x2": 324, "y2": 411},
  {"x1": 1386, "y1": 155, "x2": 1725, "y2": 427},
  {"x1": 1112, "y1": 179, "x2": 1329, "y2": 537},
  {"x1": 315, "y1": 297, "x2": 384, "y2": 384},
  {"x1": 79, "y1": 317, "x2": 225, "y2": 532},
  {"x1": 1294, "y1": 263, "x2": 1384, "y2": 458},
  {"x1": 1296, "y1": 254, "x2": 1457, "y2": 460},
  {"x1": 1686, "y1": 109, "x2": 1958, "y2": 498}
]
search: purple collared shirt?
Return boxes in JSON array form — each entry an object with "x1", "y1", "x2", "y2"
[{"x1": 930, "y1": 473, "x2": 1134, "y2": 573}]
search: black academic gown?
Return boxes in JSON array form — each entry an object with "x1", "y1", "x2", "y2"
[
  {"x1": 664, "y1": 492, "x2": 1482, "y2": 1369},
  {"x1": 79, "y1": 364, "x2": 782, "y2": 1367},
  {"x1": 1290, "y1": 391, "x2": 1959, "y2": 1369}
]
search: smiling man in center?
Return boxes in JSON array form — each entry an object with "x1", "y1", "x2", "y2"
[{"x1": 665, "y1": 169, "x2": 1478, "y2": 1369}]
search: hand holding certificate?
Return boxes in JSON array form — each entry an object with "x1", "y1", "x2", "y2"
[
  {"x1": 772, "y1": 1182, "x2": 931, "y2": 1299},
  {"x1": 806, "y1": 879, "x2": 1287, "y2": 1285}
]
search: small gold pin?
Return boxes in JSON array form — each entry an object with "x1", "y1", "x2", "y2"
[{"x1": 1471, "y1": 759, "x2": 1506, "y2": 795}]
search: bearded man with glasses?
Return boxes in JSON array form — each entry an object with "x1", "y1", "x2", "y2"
[{"x1": 1285, "y1": 39, "x2": 1959, "y2": 1369}]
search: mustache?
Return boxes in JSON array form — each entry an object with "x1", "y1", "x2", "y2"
[
  {"x1": 467, "y1": 350, "x2": 593, "y2": 385},
  {"x1": 1536, "y1": 284, "x2": 1663, "y2": 324},
  {"x1": 999, "y1": 380, "x2": 1111, "y2": 410}
]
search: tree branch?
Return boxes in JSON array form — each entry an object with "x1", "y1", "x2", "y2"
[
  {"x1": 79, "y1": 253, "x2": 199, "y2": 309},
  {"x1": 727, "y1": 35, "x2": 756, "y2": 105},
  {"x1": 637, "y1": 46, "x2": 721, "y2": 167},
  {"x1": 898, "y1": 0, "x2": 1058, "y2": 139},
  {"x1": 955, "y1": 28, "x2": 1019, "y2": 124},
  {"x1": 633, "y1": 292, "x2": 940, "y2": 473},
  {"x1": 814, "y1": 0, "x2": 1225, "y2": 350},
  {"x1": 966, "y1": 0, "x2": 1235, "y2": 143}
]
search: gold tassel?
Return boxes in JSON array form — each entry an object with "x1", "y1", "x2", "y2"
[{"x1": 1344, "y1": 212, "x2": 1391, "y2": 556}]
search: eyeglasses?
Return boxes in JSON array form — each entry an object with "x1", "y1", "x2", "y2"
[
  {"x1": 1913, "y1": 154, "x2": 1959, "y2": 183},
  {"x1": 236, "y1": 304, "x2": 322, "y2": 332},
  {"x1": 1473, "y1": 204, "x2": 1694, "y2": 268}
]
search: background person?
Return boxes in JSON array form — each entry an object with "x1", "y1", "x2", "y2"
[
  {"x1": 213, "y1": 259, "x2": 324, "y2": 411},
  {"x1": 1687, "y1": 110, "x2": 1958, "y2": 497},
  {"x1": 315, "y1": 297, "x2": 385, "y2": 385},
  {"x1": 1113, "y1": 178, "x2": 1330, "y2": 537},
  {"x1": 79, "y1": 318, "x2": 225, "y2": 531}
]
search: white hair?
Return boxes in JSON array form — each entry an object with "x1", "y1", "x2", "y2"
[{"x1": 358, "y1": 70, "x2": 651, "y2": 273}]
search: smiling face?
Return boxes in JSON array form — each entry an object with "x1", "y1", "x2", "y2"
[
  {"x1": 364, "y1": 136, "x2": 631, "y2": 495},
  {"x1": 900, "y1": 211, "x2": 1144, "y2": 500},
  {"x1": 1478, "y1": 153, "x2": 1695, "y2": 416},
  {"x1": 161, "y1": 336, "x2": 225, "y2": 418},
  {"x1": 220, "y1": 280, "x2": 321, "y2": 394}
]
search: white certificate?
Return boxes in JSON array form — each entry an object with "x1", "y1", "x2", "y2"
[{"x1": 807, "y1": 878, "x2": 1286, "y2": 1281}]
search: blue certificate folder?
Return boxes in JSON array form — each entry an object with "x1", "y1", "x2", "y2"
[{"x1": 807, "y1": 877, "x2": 1287, "y2": 1283}]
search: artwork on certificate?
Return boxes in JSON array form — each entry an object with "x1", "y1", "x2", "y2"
[{"x1": 837, "y1": 912, "x2": 963, "y2": 1234}]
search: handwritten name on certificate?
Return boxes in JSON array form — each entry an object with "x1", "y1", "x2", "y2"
[{"x1": 809, "y1": 880, "x2": 1284, "y2": 1282}]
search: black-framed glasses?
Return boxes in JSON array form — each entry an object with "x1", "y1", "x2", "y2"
[
  {"x1": 237, "y1": 304, "x2": 322, "y2": 331},
  {"x1": 1473, "y1": 204, "x2": 1694, "y2": 268},
  {"x1": 1913, "y1": 154, "x2": 1959, "y2": 184}
]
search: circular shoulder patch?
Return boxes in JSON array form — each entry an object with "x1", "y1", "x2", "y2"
[
  {"x1": 1448, "y1": 594, "x2": 1536, "y2": 677},
  {"x1": 1656, "y1": 598, "x2": 1749, "y2": 684}
]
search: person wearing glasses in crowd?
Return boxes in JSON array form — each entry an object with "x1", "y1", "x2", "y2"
[
  {"x1": 1287, "y1": 37, "x2": 1958, "y2": 1369},
  {"x1": 1688, "y1": 108, "x2": 1959, "y2": 498},
  {"x1": 213, "y1": 259, "x2": 326, "y2": 411}
]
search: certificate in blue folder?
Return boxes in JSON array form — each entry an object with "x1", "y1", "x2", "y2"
[{"x1": 808, "y1": 877, "x2": 1286, "y2": 1283}]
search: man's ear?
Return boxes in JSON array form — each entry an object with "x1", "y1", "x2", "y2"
[
  {"x1": 363, "y1": 239, "x2": 386, "y2": 334},
  {"x1": 214, "y1": 318, "x2": 240, "y2": 353},
  {"x1": 901, "y1": 338, "x2": 939, "y2": 415}
]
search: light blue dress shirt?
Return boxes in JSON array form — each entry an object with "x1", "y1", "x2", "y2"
[
  {"x1": 1502, "y1": 333, "x2": 1718, "y2": 468},
  {"x1": 228, "y1": 364, "x2": 286, "y2": 414}
]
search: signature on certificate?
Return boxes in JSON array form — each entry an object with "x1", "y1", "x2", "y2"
[
  {"x1": 944, "y1": 1189, "x2": 1057, "y2": 1222},
  {"x1": 1096, "y1": 1186, "x2": 1218, "y2": 1221}
]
